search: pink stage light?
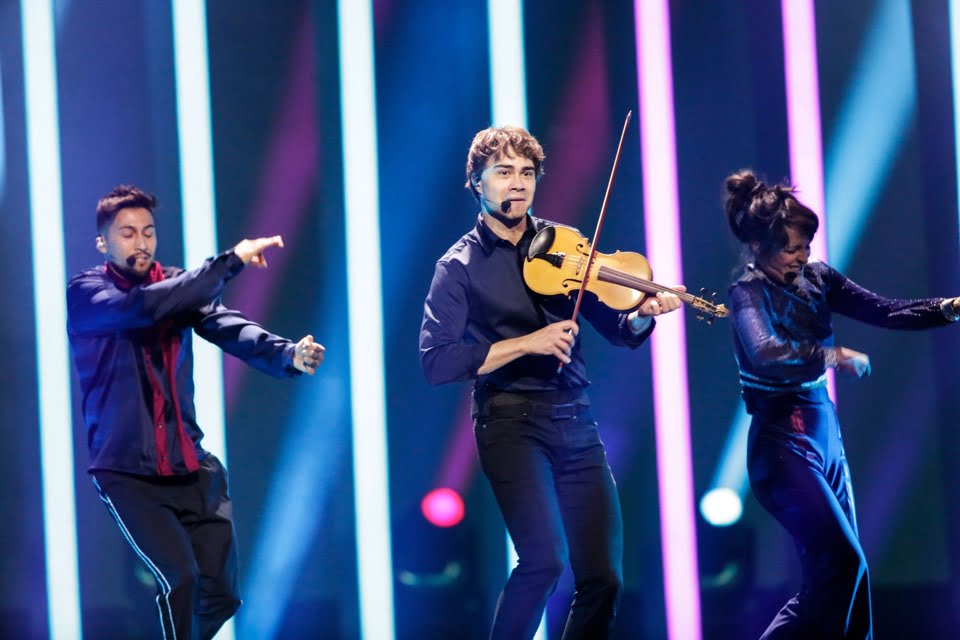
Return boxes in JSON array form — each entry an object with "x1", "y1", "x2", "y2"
[{"x1": 421, "y1": 488, "x2": 465, "y2": 528}]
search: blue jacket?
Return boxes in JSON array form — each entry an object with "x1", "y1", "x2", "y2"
[{"x1": 67, "y1": 250, "x2": 299, "y2": 475}]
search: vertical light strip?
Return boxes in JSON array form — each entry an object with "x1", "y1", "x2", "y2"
[
  {"x1": 782, "y1": 0, "x2": 828, "y2": 261},
  {"x1": 487, "y1": 2, "x2": 546, "y2": 638},
  {"x1": 337, "y1": 2, "x2": 396, "y2": 639},
  {"x1": 634, "y1": 2, "x2": 702, "y2": 640},
  {"x1": 951, "y1": 0, "x2": 960, "y2": 231},
  {"x1": 171, "y1": 0, "x2": 227, "y2": 465},
  {"x1": 0, "y1": 59, "x2": 7, "y2": 201},
  {"x1": 488, "y1": 0, "x2": 528, "y2": 126},
  {"x1": 781, "y1": 0, "x2": 832, "y2": 402},
  {"x1": 170, "y1": 3, "x2": 232, "y2": 639},
  {"x1": 21, "y1": 1, "x2": 83, "y2": 638}
]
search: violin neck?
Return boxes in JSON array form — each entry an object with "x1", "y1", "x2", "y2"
[{"x1": 596, "y1": 265, "x2": 696, "y2": 304}]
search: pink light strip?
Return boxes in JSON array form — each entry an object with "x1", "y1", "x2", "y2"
[
  {"x1": 781, "y1": 0, "x2": 834, "y2": 393},
  {"x1": 634, "y1": 2, "x2": 701, "y2": 639}
]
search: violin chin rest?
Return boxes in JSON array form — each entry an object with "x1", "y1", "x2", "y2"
[{"x1": 528, "y1": 226, "x2": 556, "y2": 260}]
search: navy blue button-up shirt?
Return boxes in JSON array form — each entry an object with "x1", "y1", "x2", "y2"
[
  {"x1": 67, "y1": 251, "x2": 300, "y2": 476},
  {"x1": 420, "y1": 214, "x2": 654, "y2": 393}
]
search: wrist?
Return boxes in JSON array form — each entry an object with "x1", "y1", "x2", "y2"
[{"x1": 825, "y1": 346, "x2": 840, "y2": 368}]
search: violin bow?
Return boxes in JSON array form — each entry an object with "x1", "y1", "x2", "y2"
[
  {"x1": 569, "y1": 110, "x2": 633, "y2": 325},
  {"x1": 557, "y1": 110, "x2": 633, "y2": 373}
]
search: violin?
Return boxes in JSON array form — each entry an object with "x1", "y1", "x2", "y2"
[{"x1": 523, "y1": 225, "x2": 728, "y2": 321}]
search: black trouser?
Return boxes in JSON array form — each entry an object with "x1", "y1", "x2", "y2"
[
  {"x1": 473, "y1": 390, "x2": 623, "y2": 640},
  {"x1": 93, "y1": 454, "x2": 241, "y2": 640},
  {"x1": 746, "y1": 387, "x2": 872, "y2": 640}
]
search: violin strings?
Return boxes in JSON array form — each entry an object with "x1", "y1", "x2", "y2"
[
  {"x1": 550, "y1": 253, "x2": 720, "y2": 311},
  {"x1": 557, "y1": 254, "x2": 689, "y2": 298}
]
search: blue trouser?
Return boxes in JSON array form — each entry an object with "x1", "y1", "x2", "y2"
[
  {"x1": 473, "y1": 390, "x2": 623, "y2": 640},
  {"x1": 93, "y1": 454, "x2": 241, "y2": 640},
  {"x1": 746, "y1": 387, "x2": 873, "y2": 640}
]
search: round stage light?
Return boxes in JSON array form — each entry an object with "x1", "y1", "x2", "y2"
[
  {"x1": 699, "y1": 487, "x2": 743, "y2": 527},
  {"x1": 421, "y1": 488, "x2": 465, "y2": 528}
]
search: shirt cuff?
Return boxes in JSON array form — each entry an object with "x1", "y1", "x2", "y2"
[
  {"x1": 628, "y1": 313, "x2": 653, "y2": 335},
  {"x1": 283, "y1": 343, "x2": 302, "y2": 376}
]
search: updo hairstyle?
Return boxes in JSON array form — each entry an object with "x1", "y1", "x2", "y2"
[{"x1": 724, "y1": 169, "x2": 819, "y2": 262}]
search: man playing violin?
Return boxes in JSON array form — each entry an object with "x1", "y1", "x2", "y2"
[{"x1": 419, "y1": 125, "x2": 683, "y2": 639}]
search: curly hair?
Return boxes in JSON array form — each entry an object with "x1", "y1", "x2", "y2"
[{"x1": 464, "y1": 126, "x2": 545, "y2": 202}]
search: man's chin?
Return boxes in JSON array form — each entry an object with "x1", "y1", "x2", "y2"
[{"x1": 114, "y1": 260, "x2": 153, "y2": 279}]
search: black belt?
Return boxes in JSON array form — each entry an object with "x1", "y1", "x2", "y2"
[{"x1": 481, "y1": 401, "x2": 591, "y2": 421}]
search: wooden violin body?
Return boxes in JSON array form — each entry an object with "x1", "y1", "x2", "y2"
[{"x1": 523, "y1": 225, "x2": 728, "y2": 321}]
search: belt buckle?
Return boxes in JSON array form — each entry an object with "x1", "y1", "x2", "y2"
[{"x1": 551, "y1": 403, "x2": 576, "y2": 420}]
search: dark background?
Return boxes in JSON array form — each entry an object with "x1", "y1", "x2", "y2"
[{"x1": 1, "y1": 0, "x2": 958, "y2": 638}]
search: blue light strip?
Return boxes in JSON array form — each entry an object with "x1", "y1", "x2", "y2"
[
  {"x1": 170, "y1": 2, "x2": 231, "y2": 638},
  {"x1": 954, "y1": 0, "x2": 960, "y2": 237},
  {"x1": 824, "y1": 0, "x2": 915, "y2": 270},
  {"x1": 20, "y1": 0, "x2": 83, "y2": 637},
  {"x1": 0, "y1": 59, "x2": 6, "y2": 202},
  {"x1": 954, "y1": 0, "x2": 960, "y2": 242},
  {"x1": 487, "y1": 1, "x2": 546, "y2": 638},
  {"x1": 336, "y1": 1, "x2": 396, "y2": 638}
]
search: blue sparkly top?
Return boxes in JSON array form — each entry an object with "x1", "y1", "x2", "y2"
[{"x1": 729, "y1": 261, "x2": 954, "y2": 394}]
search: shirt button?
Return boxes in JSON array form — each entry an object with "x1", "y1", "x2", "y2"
[{"x1": 157, "y1": 423, "x2": 164, "y2": 430}]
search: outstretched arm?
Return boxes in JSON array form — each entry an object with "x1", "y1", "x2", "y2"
[
  {"x1": 192, "y1": 302, "x2": 324, "y2": 378},
  {"x1": 827, "y1": 265, "x2": 959, "y2": 329},
  {"x1": 67, "y1": 235, "x2": 288, "y2": 337}
]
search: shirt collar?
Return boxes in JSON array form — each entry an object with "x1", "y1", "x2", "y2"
[{"x1": 475, "y1": 213, "x2": 545, "y2": 255}]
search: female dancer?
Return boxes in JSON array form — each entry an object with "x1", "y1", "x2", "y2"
[{"x1": 724, "y1": 169, "x2": 960, "y2": 639}]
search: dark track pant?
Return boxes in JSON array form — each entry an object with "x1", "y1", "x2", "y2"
[
  {"x1": 474, "y1": 391, "x2": 623, "y2": 640},
  {"x1": 747, "y1": 387, "x2": 873, "y2": 640},
  {"x1": 93, "y1": 454, "x2": 241, "y2": 640}
]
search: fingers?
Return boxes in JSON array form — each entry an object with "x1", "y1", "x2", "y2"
[
  {"x1": 295, "y1": 334, "x2": 326, "y2": 375},
  {"x1": 555, "y1": 319, "x2": 579, "y2": 336},
  {"x1": 253, "y1": 235, "x2": 284, "y2": 250}
]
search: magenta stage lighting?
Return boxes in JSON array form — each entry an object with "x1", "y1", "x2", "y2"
[{"x1": 421, "y1": 488, "x2": 466, "y2": 528}]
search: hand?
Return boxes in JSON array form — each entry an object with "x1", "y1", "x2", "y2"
[
  {"x1": 952, "y1": 297, "x2": 960, "y2": 315},
  {"x1": 637, "y1": 286, "x2": 685, "y2": 317},
  {"x1": 293, "y1": 334, "x2": 325, "y2": 375},
  {"x1": 522, "y1": 320, "x2": 579, "y2": 364},
  {"x1": 233, "y1": 235, "x2": 284, "y2": 268},
  {"x1": 834, "y1": 346, "x2": 871, "y2": 379}
]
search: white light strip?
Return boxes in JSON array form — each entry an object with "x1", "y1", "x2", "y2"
[
  {"x1": 488, "y1": 0, "x2": 528, "y2": 126},
  {"x1": 170, "y1": 2, "x2": 231, "y2": 639},
  {"x1": 337, "y1": 2, "x2": 396, "y2": 639},
  {"x1": 488, "y1": 1, "x2": 546, "y2": 638},
  {"x1": 21, "y1": 0, "x2": 83, "y2": 638},
  {"x1": 951, "y1": 0, "x2": 960, "y2": 233}
]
